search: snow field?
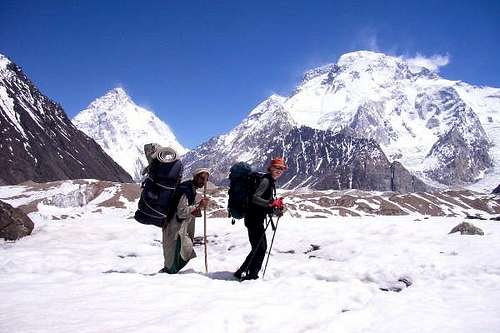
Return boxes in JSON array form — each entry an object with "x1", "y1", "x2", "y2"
[{"x1": 2, "y1": 208, "x2": 500, "y2": 333}]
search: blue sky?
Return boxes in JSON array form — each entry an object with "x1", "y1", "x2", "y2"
[{"x1": 1, "y1": 0, "x2": 499, "y2": 148}]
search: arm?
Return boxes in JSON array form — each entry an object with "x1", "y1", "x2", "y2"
[
  {"x1": 252, "y1": 178, "x2": 271, "y2": 208},
  {"x1": 175, "y1": 194, "x2": 199, "y2": 221}
]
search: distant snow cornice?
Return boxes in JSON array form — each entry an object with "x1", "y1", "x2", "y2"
[
  {"x1": 87, "y1": 87, "x2": 132, "y2": 112},
  {"x1": 248, "y1": 94, "x2": 287, "y2": 117},
  {"x1": 0, "y1": 53, "x2": 11, "y2": 70},
  {"x1": 0, "y1": 54, "x2": 14, "y2": 80},
  {"x1": 297, "y1": 51, "x2": 398, "y2": 85},
  {"x1": 301, "y1": 64, "x2": 338, "y2": 83},
  {"x1": 337, "y1": 50, "x2": 437, "y2": 74},
  {"x1": 295, "y1": 51, "x2": 440, "y2": 89}
]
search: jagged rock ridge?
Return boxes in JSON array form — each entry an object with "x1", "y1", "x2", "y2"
[{"x1": 0, "y1": 54, "x2": 132, "y2": 185}]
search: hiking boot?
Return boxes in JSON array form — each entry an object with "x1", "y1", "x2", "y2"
[
  {"x1": 233, "y1": 269, "x2": 243, "y2": 280},
  {"x1": 240, "y1": 272, "x2": 259, "y2": 281},
  {"x1": 158, "y1": 267, "x2": 169, "y2": 273}
]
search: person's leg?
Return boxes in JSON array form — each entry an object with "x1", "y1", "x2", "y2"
[
  {"x1": 247, "y1": 221, "x2": 267, "y2": 277},
  {"x1": 161, "y1": 221, "x2": 181, "y2": 272},
  {"x1": 236, "y1": 216, "x2": 266, "y2": 279},
  {"x1": 162, "y1": 224, "x2": 172, "y2": 269}
]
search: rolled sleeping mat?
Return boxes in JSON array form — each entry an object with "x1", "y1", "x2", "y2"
[
  {"x1": 142, "y1": 144, "x2": 179, "y2": 175},
  {"x1": 155, "y1": 146, "x2": 178, "y2": 163}
]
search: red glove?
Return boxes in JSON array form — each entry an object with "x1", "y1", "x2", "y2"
[
  {"x1": 269, "y1": 197, "x2": 285, "y2": 210},
  {"x1": 271, "y1": 197, "x2": 285, "y2": 217}
]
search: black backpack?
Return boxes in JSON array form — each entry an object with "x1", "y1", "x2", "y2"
[
  {"x1": 134, "y1": 158, "x2": 183, "y2": 228},
  {"x1": 227, "y1": 162, "x2": 265, "y2": 221}
]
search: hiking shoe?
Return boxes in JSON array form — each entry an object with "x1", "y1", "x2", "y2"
[
  {"x1": 240, "y1": 272, "x2": 259, "y2": 281},
  {"x1": 233, "y1": 269, "x2": 243, "y2": 280}
]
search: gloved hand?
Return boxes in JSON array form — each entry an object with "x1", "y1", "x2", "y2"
[{"x1": 269, "y1": 197, "x2": 285, "y2": 217}]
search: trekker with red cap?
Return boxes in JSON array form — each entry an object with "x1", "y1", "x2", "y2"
[{"x1": 234, "y1": 157, "x2": 287, "y2": 281}]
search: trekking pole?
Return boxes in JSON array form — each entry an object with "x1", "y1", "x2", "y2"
[
  {"x1": 203, "y1": 180, "x2": 208, "y2": 273},
  {"x1": 262, "y1": 215, "x2": 281, "y2": 279}
]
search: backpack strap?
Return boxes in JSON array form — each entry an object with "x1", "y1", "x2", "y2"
[
  {"x1": 262, "y1": 173, "x2": 276, "y2": 199},
  {"x1": 166, "y1": 180, "x2": 196, "y2": 222},
  {"x1": 146, "y1": 176, "x2": 177, "y2": 190},
  {"x1": 248, "y1": 173, "x2": 276, "y2": 212},
  {"x1": 139, "y1": 190, "x2": 168, "y2": 219}
]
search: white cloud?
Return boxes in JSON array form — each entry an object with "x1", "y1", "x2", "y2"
[
  {"x1": 366, "y1": 35, "x2": 379, "y2": 52},
  {"x1": 404, "y1": 53, "x2": 450, "y2": 73},
  {"x1": 357, "y1": 28, "x2": 380, "y2": 52}
]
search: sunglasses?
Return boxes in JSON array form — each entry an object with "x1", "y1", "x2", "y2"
[{"x1": 273, "y1": 166, "x2": 286, "y2": 171}]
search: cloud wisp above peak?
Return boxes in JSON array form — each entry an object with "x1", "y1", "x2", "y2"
[
  {"x1": 404, "y1": 53, "x2": 450, "y2": 72},
  {"x1": 354, "y1": 28, "x2": 380, "y2": 52}
]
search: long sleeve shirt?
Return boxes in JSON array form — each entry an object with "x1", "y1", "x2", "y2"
[
  {"x1": 172, "y1": 188, "x2": 204, "y2": 223},
  {"x1": 252, "y1": 177, "x2": 272, "y2": 208}
]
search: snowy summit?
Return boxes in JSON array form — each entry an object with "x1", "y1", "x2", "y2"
[
  {"x1": 0, "y1": 54, "x2": 131, "y2": 184},
  {"x1": 0, "y1": 54, "x2": 11, "y2": 70},
  {"x1": 284, "y1": 51, "x2": 499, "y2": 188},
  {"x1": 73, "y1": 88, "x2": 187, "y2": 181},
  {"x1": 184, "y1": 50, "x2": 500, "y2": 192}
]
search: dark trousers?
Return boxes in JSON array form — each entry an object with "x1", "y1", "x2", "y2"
[{"x1": 240, "y1": 215, "x2": 267, "y2": 276}]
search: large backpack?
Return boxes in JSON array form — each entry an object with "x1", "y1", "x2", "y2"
[
  {"x1": 134, "y1": 146, "x2": 183, "y2": 228},
  {"x1": 227, "y1": 162, "x2": 265, "y2": 221}
]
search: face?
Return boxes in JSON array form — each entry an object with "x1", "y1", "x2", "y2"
[
  {"x1": 270, "y1": 166, "x2": 286, "y2": 180},
  {"x1": 193, "y1": 172, "x2": 209, "y2": 188}
]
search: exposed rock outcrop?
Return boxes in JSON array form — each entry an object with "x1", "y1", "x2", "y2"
[
  {"x1": 449, "y1": 222, "x2": 484, "y2": 236},
  {"x1": 0, "y1": 200, "x2": 34, "y2": 240}
]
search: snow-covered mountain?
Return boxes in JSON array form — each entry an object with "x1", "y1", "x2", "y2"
[
  {"x1": 73, "y1": 88, "x2": 187, "y2": 181},
  {"x1": 182, "y1": 95, "x2": 296, "y2": 185},
  {"x1": 183, "y1": 51, "x2": 500, "y2": 191},
  {"x1": 182, "y1": 93, "x2": 429, "y2": 192},
  {"x1": 285, "y1": 51, "x2": 496, "y2": 187},
  {"x1": 0, "y1": 53, "x2": 132, "y2": 185},
  {"x1": 184, "y1": 120, "x2": 429, "y2": 192}
]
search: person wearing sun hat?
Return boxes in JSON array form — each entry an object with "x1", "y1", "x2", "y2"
[
  {"x1": 160, "y1": 168, "x2": 210, "y2": 274},
  {"x1": 234, "y1": 157, "x2": 288, "y2": 281}
]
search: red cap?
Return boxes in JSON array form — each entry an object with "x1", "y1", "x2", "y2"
[{"x1": 269, "y1": 157, "x2": 288, "y2": 170}]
